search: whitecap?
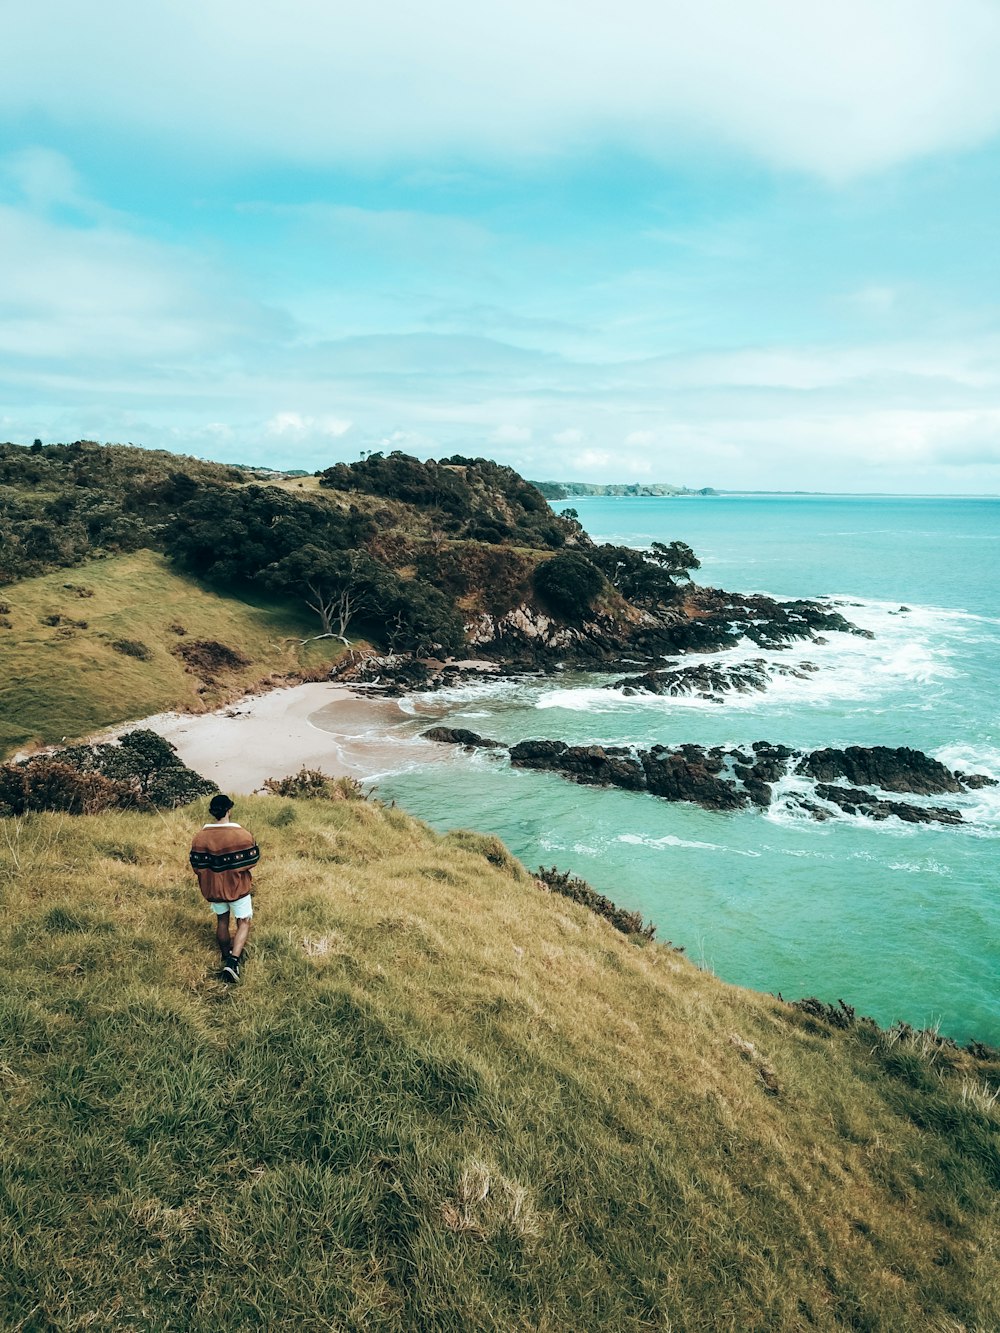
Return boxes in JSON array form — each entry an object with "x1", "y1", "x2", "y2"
[
  {"x1": 886, "y1": 860, "x2": 953, "y2": 875},
  {"x1": 618, "y1": 832, "x2": 761, "y2": 856},
  {"x1": 935, "y1": 743, "x2": 1000, "y2": 779},
  {"x1": 536, "y1": 685, "x2": 633, "y2": 713}
]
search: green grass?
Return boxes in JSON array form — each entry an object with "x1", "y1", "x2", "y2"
[
  {"x1": 0, "y1": 551, "x2": 344, "y2": 756},
  {"x1": 1, "y1": 797, "x2": 997, "y2": 1331}
]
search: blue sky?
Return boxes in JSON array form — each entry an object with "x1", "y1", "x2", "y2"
[{"x1": 3, "y1": 0, "x2": 1000, "y2": 491}]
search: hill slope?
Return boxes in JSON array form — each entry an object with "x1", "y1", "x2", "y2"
[
  {"x1": 1, "y1": 796, "x2": 997, "y2": 1331},
  {"x1": 0, "y1": 551, "x2": 341, "y2": 755}
]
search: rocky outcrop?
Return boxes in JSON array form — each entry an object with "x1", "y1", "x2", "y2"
[
  {"x1": 421, "y1": 727, "x2": 504, "y2": 749},
  {"x1": 463, "y1": 587, "x2": 870, "y2": 669},
  {"x1": 332, "y1": 652, "x2": 502, "y2": 696},
  {"x1": 797, "y1": 746, "x2": 972, "y2": 795},
  {"x1": 609, "y1": 658, "x2": 818, "y2": 700},
  {"x1": 631, "y1": 590, "x2": 874, "y2": 657},
  {"x1": 426, "y1": 732, "x2": 993, "y2": 826},
  {"x1": 508, "y1": 740, "x2": 651, "y2": 794},
  {"x1": 811, "y1": 784, "x2": 964, "y2": 826},
  {"x1": 465, "y1": 604, "x2": 659, "y2": 669}
]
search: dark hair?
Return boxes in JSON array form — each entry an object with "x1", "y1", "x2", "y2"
[{"x1": 208, "y1": 793, "x2": 234, "y2": 819}]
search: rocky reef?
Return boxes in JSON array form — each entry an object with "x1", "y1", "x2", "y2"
[
  {"x1": 608, "y1": 658, "x2": 819, "y2": 701},
  {"x1": 419, "y1": 731, "x2": 995, "y2": 825}
]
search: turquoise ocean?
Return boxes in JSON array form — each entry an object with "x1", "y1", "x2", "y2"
[{"x1": 322, "y1": 496, "x2": 1000, "y2": 1044}]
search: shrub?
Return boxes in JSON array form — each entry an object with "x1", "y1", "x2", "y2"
[
  {"x1": 533, "y1": 552, "x2": 605, "y2": 621},
  {"x1": 535, "y1": 865, "x2": 657, "y2": 940},
  {"x1": 262, "y1": 768, "x2": 367, "y2": 801},
  {"x1": 0, "y1": 730, "x2": 213, "y2": 815},
  {"x1": 0, "y1": 760, "x2": 130, "y2": 816},
  {"x1": 790, "y1": 997, "x2": 857, "y2": 1029},
  {"x1": 413, "y1": 543, "x2": 534, "y2": 617}
]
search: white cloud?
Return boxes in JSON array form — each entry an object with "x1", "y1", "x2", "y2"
[
  {"x1": 493, "y1": 424, "x2": 532, "y2": 443},
  {"x1": 1, "y1": 147, "x2": 87, "y2": 212},
  {"x1": 264, "y1": 412, "x2": 353, "y2": 440},
  {"x1": 0, "y1": 165, "x2": 287, "y2": 364},
  {"x1": 3, "y1": 154, "x2": 998, "y2": 493},
  {"x1": 4, "y1": 1, "x2": 1000, "y2": 179},
  {"x1": 578, "y1": 449, "x2": 614, "y2": 470}
]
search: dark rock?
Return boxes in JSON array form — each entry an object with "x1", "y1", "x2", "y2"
[
  {"x1": 421, "y1": 727, "x2": 503, "y2": 749},
  {"x1": 814, "y1": 784, "x2": 964, "y2": 826},
  {"x1": 518, "y1": 742, "x2": 647, "y2": 791},
  {"x1": 640, "y1": 749, "x2": 746, "y2": 809},
  {"x1": 509, "y1": 739, "x2": 569, "y2": 768},
  {"x1": 607, "y1": 658, "x2": 806, "y2": 699},
  {"x1": 745, "y1": 779, "x2": 773, "y2": 808},
  {"x1": 487, "y1": 727, "x2": 984, "y2": 826},
  {"x1": 747, "y1": 743, "x2": 794, "y2": 784},
  {"x1": 797, "y1": 745, "x2": 978, "y2": 795}
]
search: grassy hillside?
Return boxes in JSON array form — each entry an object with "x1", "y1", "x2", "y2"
[
  {"x1": 1, "y1": 796, "x2": 997, "y2": 1331},
  {"x1": 0, "y1": 551, "x2": 342, "y2": 756}
]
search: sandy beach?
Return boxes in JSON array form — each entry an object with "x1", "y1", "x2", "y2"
[{"x1": 111, "y1": 682, "x2": 436, "y2": 794}]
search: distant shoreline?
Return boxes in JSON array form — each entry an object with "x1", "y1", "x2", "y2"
[{"x1": 557, "y1": 490, "x2": 999, "y2": 499}]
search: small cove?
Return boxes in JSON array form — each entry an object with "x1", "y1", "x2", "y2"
[{"x1": 141, "y1": 495, "x2": 999, "y2": 1043}]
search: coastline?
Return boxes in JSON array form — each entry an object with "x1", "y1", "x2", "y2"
[{"x1": 97, "y1": 681, "x2": 429, "y2": 793}]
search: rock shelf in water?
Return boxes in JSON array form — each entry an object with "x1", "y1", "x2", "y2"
[
  {"x1": 420, "y1": 731, "x2": 995, "y2": 824},
  {"x1": 608, "y1": 658, "x2": 819, "y2": 701}
]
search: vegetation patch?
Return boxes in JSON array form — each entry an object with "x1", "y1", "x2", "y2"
[
  {"x1": 172, "y1": 638, "x2": 251, "y2": 675},
  {"x1": 0, "y1": 729, "x2": 213, "y2": 815},
  {"x1": 263, "y1": 767, "x2": 367, "y2": 802},
  {"x1": 535, "y1": 864, "x2": 658, "y2": 940},
  {"x1": 110, "y1": 637, "x2": 152, "y2": 661},
  {"x1": 532, "y1": 550, "x2": 605, "y2": 621}
]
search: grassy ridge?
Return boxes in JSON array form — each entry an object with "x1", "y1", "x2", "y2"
[
  {"x1": 0, "y1": 551, "x2": 342, "y2": 756},
  {"x1": 1, "y1": 797, "x2": 997, "y2": 1331}
]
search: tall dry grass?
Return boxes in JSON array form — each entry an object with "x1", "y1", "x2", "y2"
[{"x1": 0, "y1": 796, "x2": 997, "y2": 1330}]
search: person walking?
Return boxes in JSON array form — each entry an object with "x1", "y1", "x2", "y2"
[{"x1": 190, "y1": 793, "x2": 260, "y2": 983}]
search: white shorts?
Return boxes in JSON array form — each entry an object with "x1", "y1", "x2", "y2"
[{"x1": 209, "y1": 894, "x2": 253, "y2": 920}]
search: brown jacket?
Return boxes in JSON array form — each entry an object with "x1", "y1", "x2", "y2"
[{"x1": 190, "y1": 822, "x2": 260, "y2": 903}]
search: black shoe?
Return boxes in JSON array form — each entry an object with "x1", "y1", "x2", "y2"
[{"x1": 221, "y1": 954, "x2": 240, "y2": 983}]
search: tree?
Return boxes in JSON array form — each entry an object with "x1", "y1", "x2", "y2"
[
  {"x1": 533, "y1": 552, "x2": 605, "y2": 621},
  {"x1": 648, "y1": 540, "x2": 700, "y2": 580},
  {"x1": 263, "y1": 547, "x2": 391, "y2": 642},
  {"x1": 589, "y1": 540, "x2": 701, "y2": 609},
  {"x1": 382, "y1": 580, "x2": 466, "y2": 657}
]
